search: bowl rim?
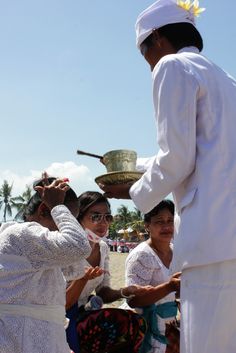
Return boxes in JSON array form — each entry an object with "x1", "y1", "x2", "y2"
[{"x1": 103, "y1": 149, "x2": 137, "y2": 159}]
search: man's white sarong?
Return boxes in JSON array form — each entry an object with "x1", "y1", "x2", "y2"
[{"x1": 181, "y1": 260, "x2": 236, "y2": 353}]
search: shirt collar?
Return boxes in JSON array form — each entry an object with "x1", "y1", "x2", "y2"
[
  {"x1": 177, "y1": 46, "x2": 200, "y2": 54},
  {"x1": 152, "y1": 46, "x2": 200, "y2": 76}
]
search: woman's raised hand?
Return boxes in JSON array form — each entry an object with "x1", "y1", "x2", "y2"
[
  {"x1": 34, "y1": 174, "x2": 70, "y2": 210},
  {"x1": 82, "y1": 266, "x2": 104, "y2": 281}
]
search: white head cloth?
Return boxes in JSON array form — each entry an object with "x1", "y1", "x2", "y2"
[{"x1": 136, "y1": 0, "x2": 197, "y2": 49}]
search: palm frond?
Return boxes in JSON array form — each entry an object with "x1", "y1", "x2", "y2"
[
  {"x1": 11, "y1": 196, "x2": 25, "y2": 203},
  {"x1": 14, "y1": 208, "x2": 25, "y2": 221}
]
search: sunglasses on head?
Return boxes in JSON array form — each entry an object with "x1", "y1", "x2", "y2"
[{"x1": 90, "y1": 213, "x2": 113, "y2": 224}]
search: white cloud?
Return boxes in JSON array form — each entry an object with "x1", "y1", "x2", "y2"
[{"x1": 0, "y1": 161, "x2": 96, "y2": 197}]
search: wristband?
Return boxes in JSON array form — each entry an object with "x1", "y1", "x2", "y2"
[{"x1": 120, "y1": 288, "x2": 135, "y2": 299}]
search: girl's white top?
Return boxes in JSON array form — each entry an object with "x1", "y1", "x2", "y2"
[
  {"x1": 0, "y1": 205, "x2": 91, "y2": 353},
  {"x1": 63, "y1": 240, "x2": 110, "y2": 307}
]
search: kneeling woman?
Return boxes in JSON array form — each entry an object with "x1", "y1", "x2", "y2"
[{"x1": 63, "y1": 191, "x2": 146, "y2": 353}]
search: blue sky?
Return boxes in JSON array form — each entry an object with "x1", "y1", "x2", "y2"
[{"x1": 0, "y1": 0, "x2": 236, "y2": 215}]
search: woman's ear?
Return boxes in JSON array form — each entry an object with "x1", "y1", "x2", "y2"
[
  {"x1": 144, "y1": 222, "x2": 150, "y2": 233},
  {"x1": 37, "y1": 203, "x2": 51, "y2": 219}
]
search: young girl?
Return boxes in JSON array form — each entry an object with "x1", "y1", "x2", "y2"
[{"x1": 64, "y1": 191, "x2": 147, "y2": 353}]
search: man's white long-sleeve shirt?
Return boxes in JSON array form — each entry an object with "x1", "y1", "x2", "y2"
[{"x1": 130, "y1": 47, "x2": 236, "y2": 270}]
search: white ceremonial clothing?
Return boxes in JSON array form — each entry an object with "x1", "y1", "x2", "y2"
[
  {"x1": 125, "y1": 241, "x2": 175, "y2": 353},
  {"x1": 0, "y1": 302, "x2": 65, "y2": 324},
  {"x1": 0, "y1": 205, "x2": 91, "y2": 353},
  {"x1": 136, "y1": 156, "x2": 157, "y2": 173},
  {"x1": 130, "y1": 46, "x2": 236, "y2": 271},
  {"x1": 181, "y1": 260, "x2": 236, "y2": 353},
  {"x1": 63, "y1": 240, "x2": 110, "y2": 307}
]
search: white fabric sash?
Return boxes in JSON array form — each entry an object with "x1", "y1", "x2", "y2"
[{"x1": 0, "y1": 303, "x2": 66, "y2": 325}]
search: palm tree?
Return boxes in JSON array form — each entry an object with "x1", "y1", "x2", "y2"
[
  {"x1": 110, "y1": 206, "x2": 145, "y2": 241},
  {"x1": 126, "y1": 207, "x2": 145, "y2": 241},
  {"x1": 114, "y1": 205, "x2": 133, "y2": 241},
  {"x1": 0, "y1": 180, "x2": 15, "y2": 222},
  {"x1": 116, "y1": 205, "x2": 132, "y2": 227},
  {"x1": 130, "y1": 207, "x2": 143, "y2": 221},
  {"x1": 12, "y1": 185, "x2": 33, "y2": 221},
  {"x1": 129, "y1": 207, "x2": 145, "y2": 231}
]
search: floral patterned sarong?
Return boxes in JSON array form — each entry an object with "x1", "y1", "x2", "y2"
[{"x1": 75, "y1": 307, "x2": 146, "y2": 353}]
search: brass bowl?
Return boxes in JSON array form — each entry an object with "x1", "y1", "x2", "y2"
[
  {"x1": 103, "y1": 149, "x2": 137, "y2": 173},
  {"x1": 95, "y1": 171, "x2": 143, "y2": 186}
]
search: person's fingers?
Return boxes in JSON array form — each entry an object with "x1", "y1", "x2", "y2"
[
  {"x1": 90, "y1": 269, "x2": 98, "y2": 276},
  {"x1": 34, "y1": 185, "x2": 44, "y2": 196},
  {"x1": 41, "y1": 171, "x2": 50, "y2": 186},
  {"x1": 84, "y1": 266, "x2": 104, "y2": 280},
  {"x1": 97, "y1": 270, "x2": 104, "y2": 276},
  {"x1": 172, "y1": 272, "x2": 181, "y2": 278},
  {"x1": 46, "y1": 179, "x2": 70, "y2": 191},
  {"x1": 85, "y1": 267, "x2": 93, "y2": 274},
  {"x1": 57, "y1": 182, "x2": 70, "y2": 190},
  {"x1": 92, "y1": 267, "x2": 104, "y2": 277},
  {"x1": 93, "y1": 267, "x2": 102, "y2": 274},
  {"x1": 83, "y1": 267, "x2": 94, "y2": 280},
  {"x1": 60, "y1": 185, "x2": 70, "y2": 192},
  {"x1": 88, "y1": 271, "x2": 103, "y2": 280},
  {"x1": 50, "y1": 179, "x2": 65, "y2": 187}
]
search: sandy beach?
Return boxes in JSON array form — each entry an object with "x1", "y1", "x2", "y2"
[{"x1": 106, "y1": 251, "x2": 129, "y2": 308}]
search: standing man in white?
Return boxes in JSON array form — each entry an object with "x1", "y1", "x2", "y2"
[{"x1": 99, "y1": 1, "x2": 236, "y2": 352}]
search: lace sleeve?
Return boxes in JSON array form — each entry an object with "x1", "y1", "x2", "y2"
[
  {"x1": 126, "y1": 249, "x2": 160, "y2": 286},
  {"x1": 5, "y1": 205, "x2": 91, "y2": 269}
]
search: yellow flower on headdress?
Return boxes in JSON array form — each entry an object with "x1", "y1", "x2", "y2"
[
  {"x1": 192, "y1": 0, "x2": 205, "y2": 17},
  {"x1": 177, "y1": 0, "x2": 205, "y2": 17},
  {"x1": 177, "y1": 0, "x2": 192, "y2": 11}
]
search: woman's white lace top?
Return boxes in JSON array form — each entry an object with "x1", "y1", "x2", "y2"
[
  {"x1": 63, "y1": 240, "x2": 110, "y2": 307},
  {"x1": 0, "y1": 205, "x2": 91, "y2": 353},
  {"x1": 125, "y1": 241, "x2": 175, "y2": 353}
]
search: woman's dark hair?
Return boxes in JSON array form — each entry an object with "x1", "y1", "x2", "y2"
[
  {"x1": 77, "y1": 191, "x2": 111, "y2": 222},
  {"x1": 144, "y1": 199, "x2": 175, "y2": 223},
  {"x1": 142, "y1": 22, "x2": 203, "y2": 52},
  {"x1": 22, "y1": 176, "x2": 78, "y2": 221}
]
